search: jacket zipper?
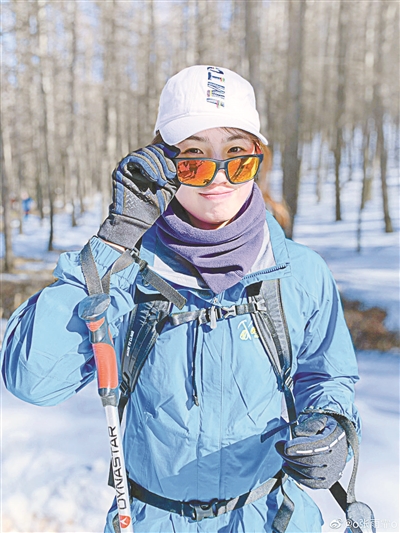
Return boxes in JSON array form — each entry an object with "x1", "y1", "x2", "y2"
[{"x1": 244, "y1": 262, "x2": 289, "y2": 281}]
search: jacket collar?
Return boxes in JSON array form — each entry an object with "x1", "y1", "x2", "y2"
[
  {"x1": 239, "y1": 211, "x2": 291, "y2": 287},
  {"x1": 139, "y1": 210, "x2": 291, "y2": 292}
]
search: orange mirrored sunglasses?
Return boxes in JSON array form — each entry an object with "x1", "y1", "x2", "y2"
[{"x1": 173, "y1": 154, "x2": 263, "y2": 188}]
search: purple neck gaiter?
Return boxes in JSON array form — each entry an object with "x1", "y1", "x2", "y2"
[{"x1": 155, "y1": 184, "x2": 266, "y2": 294}]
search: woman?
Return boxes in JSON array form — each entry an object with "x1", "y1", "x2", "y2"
[{"x1": 1, "y1": 66, "x2": 361, "y2": 532}]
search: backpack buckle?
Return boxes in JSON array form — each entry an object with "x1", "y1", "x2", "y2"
[
  {"x1": 187, "y1": 499, "x2": 218, "y2": 521},
  {"x1": 206, "y1": 305, "x2": 237, "y2": 329},
  {"x1": 220, "y1": 305, "x2": 237, "y2": 319},
  {"x1": 207, "y1": 306, "x2": 218, "y2": 329}
]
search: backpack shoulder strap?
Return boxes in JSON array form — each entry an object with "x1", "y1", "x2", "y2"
[
  {"x1": 248, "y1": 278, "x2": 298, "y2": 533},
  {"x1": 108, "y1": 289, "x2": 171, "y2": 489},
  {"x1": 118, "y1": 289, "x2": 172, "y2": 421},
  {"x1": 247, "y1": 279, "x2": 297, "y2": 429}
]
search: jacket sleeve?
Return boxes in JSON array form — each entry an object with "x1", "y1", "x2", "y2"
[
  {"x1": 0, "y1": 237, "x2": 140, "y2": 406},
  {"x1": 290, "y1": 248, "x2": 361, "y2": 436}
]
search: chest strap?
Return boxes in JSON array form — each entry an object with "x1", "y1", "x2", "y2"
[{"x1": 170, "y1": 300, "x2": 267, "y2": 329}]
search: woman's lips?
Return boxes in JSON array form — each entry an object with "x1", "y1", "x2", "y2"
[{"x1": 199, "y1": 188, "x2": 235, "y2": 200}]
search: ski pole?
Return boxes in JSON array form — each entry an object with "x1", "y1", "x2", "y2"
[{"x1": 78, "y1": 293, "x2": 133, "y2": 533}]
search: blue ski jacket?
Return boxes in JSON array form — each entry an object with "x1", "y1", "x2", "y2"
[{"x1": 1, "y1": 211, "x2": 360, "y2": 533}]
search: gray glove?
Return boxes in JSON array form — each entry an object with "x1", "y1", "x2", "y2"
[
  {"x1": 275, "y1": 412, "x2": 348, "y2": 489},
  {"x1": 98, "y1": 143, "x2": 180, "y2": 250}
]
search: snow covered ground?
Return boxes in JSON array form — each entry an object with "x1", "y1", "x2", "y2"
[
  {"x1": 292, "y1": 172, "x2": 399, "y2": 332},
  {"x1": 305, "y1": 350, "x2": 400, "y2": 533},
  {"x1": 1, "y1": 165, "x2": 399, "y2": 532}
]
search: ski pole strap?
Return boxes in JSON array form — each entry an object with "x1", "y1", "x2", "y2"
[
  {"x1": 271, "y1": 480, "x2": 295, "y2": 533},
  {"x1": 80, "y1": 241, "x2": 135, "y2": 296},
  {"x1": 332, "y1": 414, "x2": 376, "y2": 533},
  {"x1": 127, "y1": 472, "x2": 286, "y2": 522},
  {"x1": 129, "y1": 248, "x2": 186, "y2": 309},
  {"x1": 81, "y1": 241, "x2": 104, "y2": 295},
  {"x1": 80, "y1": 240, "x2": 186, "y2": 310},
  {"x1": 303, "y1": 408, "x2": 376, "y2": 533},
  {"x1": 305, "y1": 410, "x2": 359, "y2": 506},
  {"x1": 139, "y1": 262, "x2": 186, "y2": 310},
  {"x1": 101, "y1": 250, "x2": 138, "y2": 294},
  {"x1": 330, "y1": 481, "x2": 347, "y2": 513}
]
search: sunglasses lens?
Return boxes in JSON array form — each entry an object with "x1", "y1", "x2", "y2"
[
  {"x1": 227, "y1": 156, "x2": 260, "y2": 183},
  {"x1": 175, "y1": 160, "x2": 216, "y2": 186}
]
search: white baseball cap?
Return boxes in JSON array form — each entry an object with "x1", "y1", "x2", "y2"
[{"x1": 154, "y1": 65, "x2": 268, "y2": 146}]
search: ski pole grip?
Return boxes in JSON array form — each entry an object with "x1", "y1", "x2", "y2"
[{"x1": 78, "y1": 294, "x2": 119, "y2": 399}]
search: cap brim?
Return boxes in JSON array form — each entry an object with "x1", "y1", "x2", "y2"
[{"x1": 158, "y1": 115, "x2": 268, "y2": 146}]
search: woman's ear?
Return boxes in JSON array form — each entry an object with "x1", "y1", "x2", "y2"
[{"x1": 255, "y1": 142, "x2": 262, "y2": 154}]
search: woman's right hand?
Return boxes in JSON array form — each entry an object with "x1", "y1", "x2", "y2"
[{"x1": 98, "y1": 144, "x2": 180, "y2": 250}]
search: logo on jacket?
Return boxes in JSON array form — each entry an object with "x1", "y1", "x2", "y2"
[{"x1": 238, "y1": 319, "x2": 259, "y2": 340}]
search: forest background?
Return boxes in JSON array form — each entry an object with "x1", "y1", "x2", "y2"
[{"x1": 1, "y1": 0, "x2": 399, "y2": 271}]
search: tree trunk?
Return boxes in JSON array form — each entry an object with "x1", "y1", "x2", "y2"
[
  {"x1": 14, "y1": 3, "x2": 28, "y2": 235},
  {"x1": 316, "y1": 136, "x2": 327, "y2": 203},
  {"x1": 36, "y1": 0, "x2": 55, "y2": 250},
  {"x1": 66, "y1": 1, "x2": 79, "y2": 226},
  {"x1": 1, "y1": 123, "x2": 14, "y2": 273},
  {"x1": 316, "y1": 4, "x2": 335, "y2": 205},
  {"x1": 376, "y1": 121, "x2": 392, "y2": 232},
  {"x1": 357, "y1": 124, "x2": 371, "y2": 252},
  {"x1": 245, "y1": 1, "x2": 261, "y2": 104},
  {"x1": 282, "y1": 0, "x2": 306, "y2": 238},
  {"x1": 146, "y1": 0, "x2": 158, "y2": 138},
  {"x1": 194, "y1": 0, "x2": 208, "y2": 64},
  {"x1": 333, "y1": 0, "x2": 348, "y2": 222},
  {"x1": 99, "y1": 0, "x2": 118, "y2": 219},
  {"x1": 374, "y1": 1, "x2": 393, "y2": 233}
]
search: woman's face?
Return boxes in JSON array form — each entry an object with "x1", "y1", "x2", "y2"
[{"x1": 174, "y1": 128, "x2": 257, "y2": 230}]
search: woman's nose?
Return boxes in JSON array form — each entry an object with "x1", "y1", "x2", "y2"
[{"x1": 213, "y1": 169, "x2": 230, "y2": 184}]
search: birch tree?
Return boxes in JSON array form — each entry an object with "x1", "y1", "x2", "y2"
[
  {"x1": 282, "y1": 0, "x2": 306, "y2": 237},
  {"x1": 373, "y1": 0, "x2": 393, "y2": 233},
  {"x1": 333, "y1": 0, "x2": 348, "y2": 222},
  {"x1": 35, "y1": 0, "x2": 56, "y2": 250},
  {"x1": 1, "y1": 119, "x2": 14, "y2": 272}
]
